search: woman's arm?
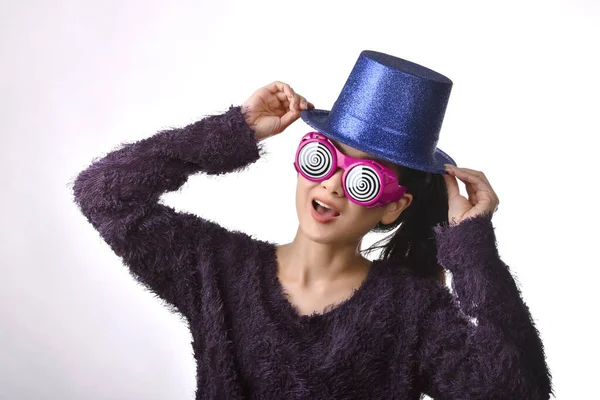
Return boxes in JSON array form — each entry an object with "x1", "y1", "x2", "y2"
[
  {"x1": 71, "y1": 105, "x2": 264, "y2": 317},
  {"x1": 416, "y1": 214, "x2": 552, "y2": 399}
]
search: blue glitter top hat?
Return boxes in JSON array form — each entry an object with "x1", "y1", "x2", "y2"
[{"x1": 300, "y1": 50, "x2": 456, "y2": 175}]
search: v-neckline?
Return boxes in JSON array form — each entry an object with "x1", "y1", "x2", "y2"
[{"x1": 260, "y1": 240, "x2": 383, "y2": 329}]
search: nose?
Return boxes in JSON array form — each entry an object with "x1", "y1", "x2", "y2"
[{"x1": 321, "y1": 168, "x2": 345, "y2": 197}]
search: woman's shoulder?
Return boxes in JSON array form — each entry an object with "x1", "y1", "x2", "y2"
[
  {"x1": 373, "y1": 259, "x2": 454, "y2": 315},
  {"x1": 375, "y1": 258, "x2": 445, "y2": 288}
]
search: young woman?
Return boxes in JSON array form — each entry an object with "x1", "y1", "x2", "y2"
[{"x1": 73, "y1": 52, "x2": 552, "y2": 399}]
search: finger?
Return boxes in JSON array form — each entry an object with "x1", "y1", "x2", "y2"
[
  {"x1": 272, "y1": 92, "x2": 291, "y2": 111},
  {"x1": 446, "y1": 168, "x2": 491, "y2": 193},
  {"x1": 289, "y1": 95, "x2": 305, "y2": 111},
  {"x1": 266, "y1": 81, "x2": 297, "y2": 110},
  {"x1": 298, "y1": 96, "x2": 309, "y2": 110},
  {"x1": 279, "y1": 84, "x2": 305, "y2": 112},
  {"x1": 443, "y1": 173, "x2": 461, "y2": 201},
  {"x1": 265, "y1": 80, "x2": 290, "y2": 94},
  {"x1": 448, "y1": 168, "x2": 498, "y2": 206},
  {"x1": 289, "y1": 92, "x2": 303, "y2": 112},
  {"x1": 452, "y1": 167, "x2": 491, "y2": 185},
  {"x1": 465, "y1": 183, "x2": 479, "y2": 206},
  {"x1": 274, "y1": 91, "x2": 288, "y2": 102},
  {"x1": 279, "y1": 109, "x2": 300, "y2": 131},
  {"x1": 288, "y1": 87, "x2": 297, "y2": 111}
]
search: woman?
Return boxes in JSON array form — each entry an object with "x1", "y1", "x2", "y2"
[{"x1": 72, "y1": 51, "x2": 552, "y2": 399}]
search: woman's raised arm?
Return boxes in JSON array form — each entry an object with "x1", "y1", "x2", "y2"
[{"x1": 71, "y1": 105, "x2": 265, "y2": 317}]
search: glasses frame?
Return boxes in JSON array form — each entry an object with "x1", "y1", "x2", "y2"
[{"x1": 293, "y1": 131, "x2": 407, "y2": 208}]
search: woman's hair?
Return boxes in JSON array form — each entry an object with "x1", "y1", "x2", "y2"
[{"x1": 360, "y1": 165, "x2": 449, "y2": 284}]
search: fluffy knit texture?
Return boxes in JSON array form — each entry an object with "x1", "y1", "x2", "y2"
[{"x1": 72, "y1": 105, "x2": 552, "y2": 399}]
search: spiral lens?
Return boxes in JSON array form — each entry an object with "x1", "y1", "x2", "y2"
[
  {"x1": 345, "y1": 165, "x2": 381, "y2": 203},
  {"x1": 297, "y1": 141, "x2": 333, "y2": 179}
]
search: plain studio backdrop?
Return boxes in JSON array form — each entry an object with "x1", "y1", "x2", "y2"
[{"x1": 1, "y1": 0, "x2": 598, "y2": 399}]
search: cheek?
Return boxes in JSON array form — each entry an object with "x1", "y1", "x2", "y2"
[
  {"x1": 344, "y1": 204, "x2": 382, "y2": 228},
  {"x1": 296, "y1": 174, "x2": 307, "y2": 194},
  {"x1": 295, "y1": 175, "x2": 313, "y2": 208}
]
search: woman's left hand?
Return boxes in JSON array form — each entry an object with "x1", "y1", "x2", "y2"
[{"x1": 443, "y1": 164, "x2": 500, "y2": 226}]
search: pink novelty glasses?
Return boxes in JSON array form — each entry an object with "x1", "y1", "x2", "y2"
[{"x1": 293, "y1": 132, "x2": 408, "y2": 208}]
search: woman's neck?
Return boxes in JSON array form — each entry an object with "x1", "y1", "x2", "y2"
[{"x1": 275, "y1": 231, "x2": 372, "y2": 288}]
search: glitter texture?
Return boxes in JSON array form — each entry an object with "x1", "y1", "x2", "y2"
[{"x1": 301, "y1": 50, "x2": 457, "y2": 174}]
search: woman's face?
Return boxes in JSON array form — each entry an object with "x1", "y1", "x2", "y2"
[{"x1": 295, "y1": 137, "x2": 413, "y2": 246}]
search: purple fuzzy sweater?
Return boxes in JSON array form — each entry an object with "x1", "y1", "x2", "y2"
[{"x1": 72, "y1": 105, "x2": 552, "y2": 399}]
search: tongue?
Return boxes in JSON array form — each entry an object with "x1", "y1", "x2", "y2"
[{"x1": 317, "y1": 204, "x2": 338, "y2": 217}]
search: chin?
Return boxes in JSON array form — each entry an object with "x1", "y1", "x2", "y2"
[
  {"x1": 296, "y1": 207, "x2": 345, "y2": 245},
  {"x1": 300, "y1": 224, "x2": 340, "y2": 244}
]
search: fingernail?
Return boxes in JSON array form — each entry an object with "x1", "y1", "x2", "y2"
[{"x1": 302, "y1": 99, "x2": 308, "y2": 109}]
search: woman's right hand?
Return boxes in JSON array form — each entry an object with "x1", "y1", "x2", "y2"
[{"x1": 242, "y1": 81, "x2": 314, "y2": 141}]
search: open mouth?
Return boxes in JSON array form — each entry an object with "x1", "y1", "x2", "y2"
[{"x1": 312, "y1": 199, "x2": 341, "y2": 217}]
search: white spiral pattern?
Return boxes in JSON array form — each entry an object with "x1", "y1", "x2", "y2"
[
  {"x1": 298, "y1": 142, "x2": 332, "y2": 179},
  {"x1": 345, "y1": 166, "x2": 380, "y2": 202}
]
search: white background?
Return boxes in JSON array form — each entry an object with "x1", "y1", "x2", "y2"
[{"x1": 1, "y1": 0, "x2": 598, "y2": 398}]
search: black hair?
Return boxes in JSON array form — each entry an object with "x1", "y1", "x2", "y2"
[{"x1": 360, "y1": 165, "x2": 449, "y2": 284}]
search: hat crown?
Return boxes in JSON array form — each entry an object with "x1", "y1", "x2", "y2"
[{"x1": 301, "y1": 50, "x2": 456, "y2": 174}]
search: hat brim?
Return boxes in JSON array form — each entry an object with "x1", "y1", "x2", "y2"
[{"x1": 300, "y1": 109, "x2": 456, "y2": 175}]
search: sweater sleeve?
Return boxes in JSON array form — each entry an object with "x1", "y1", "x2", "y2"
[
  {"x1": 416, "y1": 214, "x2": 552, "y2": 399},
  {"x1": 71, "y1": 105, "x2": 264, "y2": 317}
]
